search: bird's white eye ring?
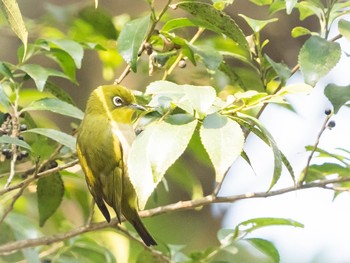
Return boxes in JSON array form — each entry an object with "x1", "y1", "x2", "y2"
[{"x1": 113, "y1": 96, "x2": 123, "y2": 107}]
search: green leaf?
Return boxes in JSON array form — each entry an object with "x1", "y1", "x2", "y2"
[
  {"x1": 22, "y1": 97, "x2": 84, "y2": 120},
  {"x1": 277, "y1": 83, "x2": 313, "y2": 95},
  {"x1": 291, "y1": 26, "x2": 311, "y2": 38},
  {"x1": 285, "y1": 0, "x2": 297, "y2": 14},
  {"x1": 188, "y1": 44, "x2": 223, "y2": 70},
  {"x1": 0, "y1": 222, "x2": 24, "y2": 262},
  {"x1": 117, "y1": 15, "x2": 151, "y2": 72},
  {"x1": 324, "y1": 83, "x2": 350, "y2": 114},
  {"x1": 161, "y1": 17, "x2": 218, "y2": 33},
  {"x1": 238, "y1": 217, "x2": 304, "y2": 233},
  {"x1": 306, "y1": 163, "x2": 349, "y2": 183},
  {"x1": 0, "y1": 135, "x2": 32, "y2": 150},
  {"x1": 299, "y1": 36, "x2": 341, "y2": 86},
  {"x1": 177, "y1": 1, "x2": 250, "y2": 58},
  {"x1": 78, "y1": 6, "x2": 118, "y2": 40},
  {"x1": 24, "y1": 128, "x2": 76, "y2": 150},
  {"x1": 200, "y1": 113, "x2": 244, "y2": 182},
  {"x1": 338, "y1": 19, "x2": 350, "y2": 42},
  {"x1": 249, "y1": 0, "x2": 272, "y2": 6},
  {"x1": 47, "y1": 48, "x2": 77, "y2": 82},
  {"x1": 19, "y1": 64, "x2": 69, "y2": 91},
  {"x1": 0, "y1": 0, "x2": 28, "y2": 59},
  {"x1": 48, "y1": 39, "x2": 84, "y2": 69},
  {"x1": 265, "y1": 55, "x2": 291, "y2": 85},
  {"x1": 43, "y1": 81, "x2": 76, "y2": 105},
  {"x1": 146, "y1": 81, "x2": 217, "y2": 116},
  {"x1": 0, "y1": 84, "x2": 11, "y2": 109},
  {"x1": 238, "y1": 114, "x2": 288, "y2": 190},
  {"x1": 246, "y1": 238, "x2": 280, "y2": 263},
  {"x1": 37, "y1": 173, "x2": 64, "y2": 226},
  {"x1": 0, "y1": 61, "x2": 13, "y2": 79},
  {"x1": 128, "y1": 115, "x2": 197, "y2": 209},
  {"x1": 239, "y1": 15, "x2": 278, "y2": 33},
  {"x1": 212, "y1": 0, "x2": 234, "y2": 10},
  {"x1": 183, "y1": 84, "x2": 217, "y2": 116}
]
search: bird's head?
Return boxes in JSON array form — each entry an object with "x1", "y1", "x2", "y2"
[{"x1": 85, "y1": 85, "x2": 145, "y2": 123}]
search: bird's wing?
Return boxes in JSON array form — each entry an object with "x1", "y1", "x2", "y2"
[{"x1": 77, "y1": 143, "x2": 111, "y2": 222}]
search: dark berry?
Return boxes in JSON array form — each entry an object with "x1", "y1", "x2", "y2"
[
  {"x1": 49, "y1": 160, "x2": 58, "y2": 169},
  {"x1": 19, "y1": 124, "x2": 27, "y2": 131},
  {"x1": 3, "y1": 113, "x2": 11, "y2": 120},
  {"x1": 18, "y1": 135, "x2": 24, "y2": 140},
  {"x1": 20, "y1": 150, "x2": 29, "y2": 158},
  {"x1": 2, "y1": 148, "x2": 10, "y2": 155},
  {"x1": 328, "y1": 120, "x2": 336, "y2": 128},
  {"x1": 16, "y1": 154, "x2": 23, "y2": 161},
  {"x1": 325, "y1": 109, "x2": 332, "y2": 115}
]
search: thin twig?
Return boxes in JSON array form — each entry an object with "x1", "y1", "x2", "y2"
[
  {"x1": 1, "y1": 175, "x2": 349, "y2": 255},
  {"x1": 0, "y1": 160, "x2": 79, "y2": 196},
  {"x1": 298, "y1": 112, "x2": 333, "y2": 185},
  {"x1": 163, "y1": 27, "x2": 205, "y2": 79},
  {"x1": 114, "y1": 0, "x2": 173, "y2": 85}
]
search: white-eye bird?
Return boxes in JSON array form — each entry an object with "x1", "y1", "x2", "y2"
[{"x1": 76, "y1": 85, "x2": 157, "y2": 246}]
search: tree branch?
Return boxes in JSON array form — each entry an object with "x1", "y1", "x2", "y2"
[
  {"x1": 1, "y1": 176, "x2": 349, "y2": 255},
  {"x1": 0, "y1": 160, "x2": 79, "y2": 196}
]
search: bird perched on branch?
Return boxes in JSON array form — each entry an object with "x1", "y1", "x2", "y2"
[{"x1": 76, "y1": 85, "x2": 157, "y2": 246}]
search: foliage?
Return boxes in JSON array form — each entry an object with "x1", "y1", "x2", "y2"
[{"x1": 1, "y1": 0, "x2": 350, "y2": 262}]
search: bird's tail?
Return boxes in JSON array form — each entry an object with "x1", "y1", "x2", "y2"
[{"x1": 131, "y1": 216, "x2": 157, "y2": 246}]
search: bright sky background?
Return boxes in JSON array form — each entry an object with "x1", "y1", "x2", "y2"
[{"x1": 217, "y1": 29, "x2": 350, "y2": 263}]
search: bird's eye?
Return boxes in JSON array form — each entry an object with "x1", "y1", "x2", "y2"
[{"x1": 112, "y1": 96, "x2": 124, "y2": 107}]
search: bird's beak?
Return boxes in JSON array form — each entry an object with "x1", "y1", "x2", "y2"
[{"x1": 130, "y1": 103, "x2": 146, "y2": 111}]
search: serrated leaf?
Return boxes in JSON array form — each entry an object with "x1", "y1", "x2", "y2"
[
  {"x1": 299, "y1": 36, "x2": 341, "y2": 86},
  {"x1": 339, "y1": 19, "x2": 350, "y2": 42},
  {"x1": 117, "y1": 15, "x2": 150, "y2": 72},
  {"x1": 325, "y1": 83, "x2": 350, "y2": 114},
  {"x1": 0, "y1": 135, "x2": 32, "y2": 150},
  {"x1": 37, "y1": 173, "x2": 64, "y2": 226},
  {"x1": 238, "y1": 113, "x2": 287, "y2": 190},
  {"x1": 306, "y1": 163, "x2": 349, "y2": 183},
  {"x1": 0, "y1": 0, "x2": 28, "y2": 59},
  {"x1": 128, "y1": 115, "x2": 197, "y2": 209},
  {"x1": 48, "y1": 39, "x2": 84, "y2": 69},
  {"x1": 24, "y1": 128, "x2": 76, "y2": 150},
  {"x1": 177, "y1": 1, "x2": 250, "y2": 58},
  {"x1": 239, "y1": 14, "x2": 278, "y2": 33},
  {"x1": 200, "y1": 113, "x2": 244, "y2": 182},
  {"x1": 246, "y1": 238, "x2": 280, "y2": 263},
  {"x1": 19, "y1": 64, "x2": 69, "y2": 91},
  {"x1": 22, "y1": 97, "x2": 84, "y2": 120}
]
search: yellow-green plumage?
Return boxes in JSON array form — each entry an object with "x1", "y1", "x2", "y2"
[{"x1": 76, "y1": 85, "x2": 156, "y2": 246}]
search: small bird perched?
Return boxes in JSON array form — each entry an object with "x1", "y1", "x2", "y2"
[{"x1": 76, "y1": 85, "x2": 157, "y2": 246}]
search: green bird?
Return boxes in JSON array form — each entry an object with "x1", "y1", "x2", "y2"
[{"x1": 76, "y1": 85, "x2": 157, "y2": 246}]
